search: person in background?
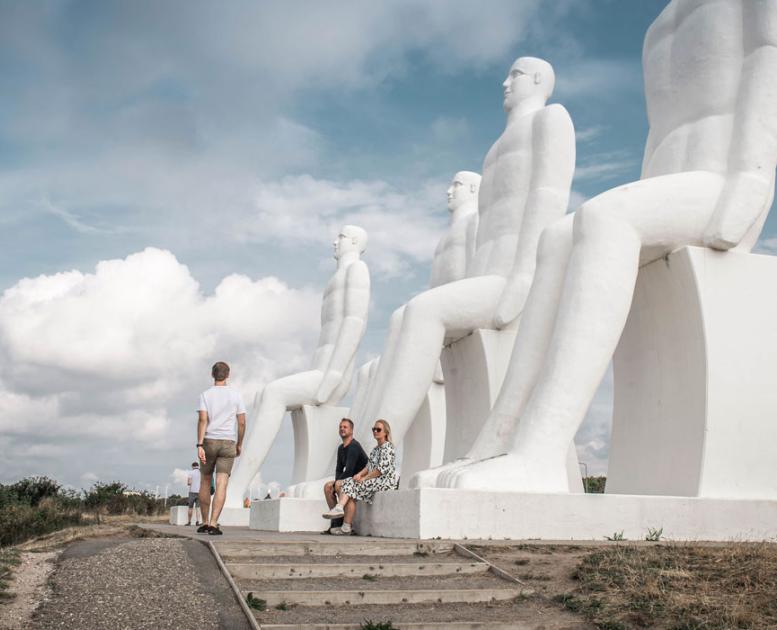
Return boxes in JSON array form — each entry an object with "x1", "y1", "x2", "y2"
[
  {"x1": 323, "y1": 418, "x2": 368, "y2": 535},
  {"x1": 196, "y1": 361, "x2": 246, "y2": 535},
  {"x1": 323, "y1": 419, "x2": 398, "y2": 535},
  {"x1": 186, "y1": 462, "x2": 201, "y2": 526}
]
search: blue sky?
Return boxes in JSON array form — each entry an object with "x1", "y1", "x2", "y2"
[{"x1": 2, "y1": 0, "x2": 775, "y2": 494}]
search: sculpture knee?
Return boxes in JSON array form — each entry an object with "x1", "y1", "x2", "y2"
[
  {"x1": 574, "y1": 201, "x2": 624, "y2": 241},
  {"x1": 537, "y1": 220, "x2": 573, "y2": 263},
  {"x1": 389, "y1": 306, "x2": 406, "y2": 332},
  {"x1": 405, "y1": 293, "x2": 439, "y2": 325}
]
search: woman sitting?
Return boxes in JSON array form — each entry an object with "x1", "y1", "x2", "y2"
[{"x1": 322, "y1": 419, "x2": 398, "y2": 535}]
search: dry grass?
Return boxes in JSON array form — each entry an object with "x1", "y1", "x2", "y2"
[
  {"x1": 563, "y1": 542, "x2": 777, "y2": 629},
  {"x1": 0, "y1": 548, "x2": 21, "y2": 602}
]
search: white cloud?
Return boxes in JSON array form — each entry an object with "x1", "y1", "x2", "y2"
[
  {"x1": 574, "y1": 150, "x2": 639, "y2": 184},
  {"x1": 0, "y1": 248, "x2": 321, "y2": 478},
  {"x1": 755, "y1": 235, "x2": 777, "y2": 255},
  {"x1": 81, "y1": 472, "x2": 99, "y2": 484},
  {"x1": 575, "y1": 126, "x2": 605, "y2": 143}
]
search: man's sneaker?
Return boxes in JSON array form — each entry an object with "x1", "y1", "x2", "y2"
[
  {"x1": 196, "y1": 524, "x2": 211, "y2": 533},
  {"x1": 330, "y1": 527, "x2": 346, "y2": 535},
  {"x1": 322, "y1": 505, "x2": 344, "y2": 519},
  {"x1": 320, "y1": 527, "x2": 333, "y2": 535}
]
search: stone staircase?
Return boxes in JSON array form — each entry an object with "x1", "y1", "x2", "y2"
[{"x1": 214, "y1": 539, "x2": 529, "y2": 629}]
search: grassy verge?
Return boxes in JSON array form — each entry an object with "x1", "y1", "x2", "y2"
[
  {"x1": 560, "y1": 542, "x2": 777, "y2": 628},
  {"x1": 0, "y1": 547, "x2": 21, "y2": 602}
]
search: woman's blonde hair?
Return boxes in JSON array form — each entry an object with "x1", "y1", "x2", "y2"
[{"x1": 375, "y1": 418, "x2": 392, "y2": 443}]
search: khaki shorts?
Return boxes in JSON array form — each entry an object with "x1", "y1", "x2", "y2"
[{"x1": 200, "y1": 439, "x2": 237, "y2": 476}]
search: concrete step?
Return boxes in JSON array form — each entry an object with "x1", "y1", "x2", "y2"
[
  {"x1": 241, "y1": 587, "x2": 524, "y2": 606},
  {"x1": 215, "y1": 540, "x2": 453, "y2": 559},
  {"x1": 227, "y1": 560, "x2": 488, "y2": 579}
]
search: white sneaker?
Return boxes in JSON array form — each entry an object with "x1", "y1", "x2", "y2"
[
  {"x1": 323, "y1": 505, "x2": 344, "y2": 519},
  {"x1": 329, "y1": 527, "x2": 343, "y2": 535}
]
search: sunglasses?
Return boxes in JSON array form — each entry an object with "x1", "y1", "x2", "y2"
[{"x1": 372, "y1": 427, "x2": 383, "y2": 433}]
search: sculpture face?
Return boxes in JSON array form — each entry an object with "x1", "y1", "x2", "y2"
[
  {"x1": 446, "y1": 172, "x2": 480, "y2": 213},
  {"x1": 333, "y1": 231, "x2": 358, "y2": 260},
  {"x1": 502, "y1": 59, "x2": 542, "y2": 111}
]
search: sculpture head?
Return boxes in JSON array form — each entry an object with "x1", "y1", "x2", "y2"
[
  {"x1": 503, "y1": 56, "x2": 555, "y2": 112},
  {"x1": 447, "y1": 171, "x2": 481, "y2": 213},
  {"x1": 333, "y1": 225, "x2": 368, "y2": 259}
]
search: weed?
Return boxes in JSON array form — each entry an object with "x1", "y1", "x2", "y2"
[
  {"x1": 362, "y1": 573, "x2": 378, "y2": 581},
  {"x1": 360, "y1": 621, "x2": 396, "y2": 630},
  {"x1": 553, "y1": 592, "x2": 583, "y2": 612},
  {"x1": 514, "y1": 558, "x2": 530, "y2": 566},
  {"x1": 604, "y1": 531, "x2": 625, "y2": 541},
  {"x1": 274, "y1": 601, "x2": 290, "y2": 610},
  {"x1": 246, "y1": 593, "x2": 267, "y2": 611},
  {"x1": 645, "y1": 527, "x2": 663, "y2": 542},
  {"x1": 412, "y1": 550, "x2": 428, "y2": 557},
  {"x1": 0, "y1": 548, "x2": 21, "y2": 602}
]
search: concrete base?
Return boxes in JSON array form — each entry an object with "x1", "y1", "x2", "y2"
[
  {"x1": 400, "y1": 379, "x2": 447, "y2": 488},
  {"x1": 610, "y1": 247, "x2": 777, "y2": 499},
  {"x1": 217, "y1": 506, "x2": 250, "y2": 527},
  {"x1": 291, "y1": 405, "x2": 349, "y2": 485},
  {"x1": 353, "y1": 489, "x2": 777, "y2": 541},
  {"x1": 250, "y1": 497, "x2": 329, "y2": 532},
  {"x1": 169, "y1": 505, "x2": 189, "y2": 525}
]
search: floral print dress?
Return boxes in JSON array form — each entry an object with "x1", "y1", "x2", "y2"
[{"x1": 340, "y1": 441, "x2": 398, "y2": 504}]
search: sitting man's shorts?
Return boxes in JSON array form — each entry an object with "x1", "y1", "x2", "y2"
[
  {"x1": 187, "y1": 492, "x2": 200, "y2": 507},
  {"x1": 200, "y1": 439, "x2": 237, "y2": 476}
]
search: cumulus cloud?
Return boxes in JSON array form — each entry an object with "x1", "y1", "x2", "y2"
[{"x1": 0, "y1": 248, "x2": 321, "y2": 483}]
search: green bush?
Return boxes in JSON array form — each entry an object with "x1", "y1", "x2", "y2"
[{"x1": 583, "y1": 476, "x2": 607, "y2": 493}]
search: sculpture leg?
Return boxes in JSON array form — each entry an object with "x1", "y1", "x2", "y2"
[
  {"x1": 416, "y1": 215, "x2": 575, "y2": 488},
  {"x1": 364, "y1": 275, "x2": 506, "y2": 447},
  {"x1": 226, "y1": 370, "x2": 322, "y2": 507},
  {"x1": 449, "y1": 171, "x2": 725, "y2": 492}
]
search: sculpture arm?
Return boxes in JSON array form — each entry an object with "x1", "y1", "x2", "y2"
[
  {"x1": 495, "y1": 105, "x2": 576, "y2": 327},
  {"x1": 705, "y1": 4, "x2": 777, "y2": 250},
  {"x1": 464, "y1": 213, "x2": 479, "y2": 277},
  {"x1": 315, "y1": 261, "x2": 371, "y2": 403}
]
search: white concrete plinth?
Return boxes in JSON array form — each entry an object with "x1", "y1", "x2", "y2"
[
  {"x1": 610, "y1": 247, "x2": 777, "y2": 499},
  {"x1": 353, "y1": 489, "x2": 777, "y2": 541},
  {"x1": 217, "y1": 507, "x2": 249, "y2": 527},
  {"x1": 440, "y1": 329, "x2": 516, "y2": 462},
  {"x1": 250, "y1": 497, "x2": 330, "y2": 532},
  {"x1": 291, "y1": 405, "x2": 349, "y2": 485},
  {"x1": 169, "y1": 505, "x2": 188, "y2": 525},
  {"x1": 400, "y1": 379, "x2": 446, "y2": 488}
]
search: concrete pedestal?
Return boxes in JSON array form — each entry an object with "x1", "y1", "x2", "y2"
[
  {"x1": 609, "y1": 247, "x2": 777, "y2": 499},
  {"x1": 169, "y1": 505, "x2": 188, "y2": 525},
  {"x1": 217, "y1": 507, "x2": 250, "y2": 527},
  {"x1": 250, "y1": 498, "x2": 330, "y2": 532},
  {"x1": 353, "y1": 489, "x2": 777, "y2": 541},
  {"x1": 291, "y1": 405, "x2": 349, "y2": 485},
  {"x1": 440, "y1": 329, "x2": 516, "y2": 462},
  {"x1": 400, "y1": 379, "x2": 447, "y2": 488}
]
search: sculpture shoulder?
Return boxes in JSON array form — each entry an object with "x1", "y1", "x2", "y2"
[
  {"x1": 345, "y1": 260, "x2": 370, "y2": 287},
  {"x1": 535, "y1": 104, "x2": 574, "y2": 137}
]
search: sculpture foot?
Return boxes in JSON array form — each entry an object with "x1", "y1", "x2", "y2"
[
  {"x1": 409, "y1": 458, "x2": 473, "y2": 489},
  {"x1": 445, "y1": 453, "x2": 569, "y2": 493}
]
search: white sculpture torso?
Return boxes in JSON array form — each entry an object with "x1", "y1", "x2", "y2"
[{"x1": 429, "y1": 210, "x2": 477, "y2": 288}]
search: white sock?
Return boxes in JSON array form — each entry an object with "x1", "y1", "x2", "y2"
[{"x1": 341, "y1": 522, "x2": 351, "y2": 533}]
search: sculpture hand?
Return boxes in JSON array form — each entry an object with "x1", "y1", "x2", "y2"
[
  {"x1": 315, "y1": 370, "x2": 343, "y2": 404},
  {"x1": 493, "y1": 273, "x2": 532, "y2": 329},
  {"x1": 704, "y1": 171, "x2": 771, "y2": 250}
]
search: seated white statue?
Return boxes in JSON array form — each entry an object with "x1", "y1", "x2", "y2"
[
  {"x1": 357, "y1": 56, "x2": 576, "y2": 455},
  {"x1": 430, "y1": 0, "x2": 777, "y2": 493},
  {"x1": 226, "y1": 225, "x2": 370, "y2": 507},
  {"x1": 354, "y1": 171, "x2": 480, "y2": 427}
]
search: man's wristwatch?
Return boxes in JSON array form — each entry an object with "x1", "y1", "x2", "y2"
[{"x1": 196, "y1": 443, "x2": 204, "y2": 448}]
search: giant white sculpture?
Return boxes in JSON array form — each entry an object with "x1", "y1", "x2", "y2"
[
  {"x1": 226, "y1": 226, "x2": 370, "y2": 508},
  {"x1": 426, "y1": 0, "x2": 777, "y2": 494},
  {"x1": 355, "y1": 57, "x2": 576, "y2": 456}
]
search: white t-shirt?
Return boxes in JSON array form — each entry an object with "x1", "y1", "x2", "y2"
[
  {"x1": 188, "y1": 468, "x2": 201, "y2": 493},
  {"x1": 198, "y1": 385, "x2": 247, "y2": 442}
]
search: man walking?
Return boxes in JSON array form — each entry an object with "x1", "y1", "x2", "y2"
[
  {"x1": 323, "y1": 418, "x2": 368, "y2": 535},
  {"x1": 197, "y1": 361, "x2": 246, "y2": 535},
  {"x1": 186, "y1": 462, "x2": 201, "y2": 526}
]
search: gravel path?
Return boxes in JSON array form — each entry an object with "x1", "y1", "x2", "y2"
[{"x1": 32, "y1": 537, "x2": 244, "y2": 630}]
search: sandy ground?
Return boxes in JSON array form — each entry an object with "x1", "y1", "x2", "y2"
[{"x1": 0, "y1": 550, "x2": 59, "y2": 630}]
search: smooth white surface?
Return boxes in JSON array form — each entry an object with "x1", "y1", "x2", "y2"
[
  {"x1": 216, "y1": 506, "x2": 250, "y2": 527},
  {"x1": 169, "y1": 506, "x2": 188, "y2": 525},
  {"x1": 226, "y1": 225, "x2": 370, "y2": 508},
  {"x1": 249, "y1": 498, "x2": 330, "y2": 532},
  {"x1": 399, "y1": 377, "x2": 446, "y2": 488},
  {"x1": 609, "y1": 247, "x2": 777, "y2": 499},
  {"x1": 354, "y1": 489, "x2": 777, "y2": 541},
  {"x1": 355, "y1": 57, "x2": 575, "y2": 460},
  {"x1": 291, "y1": 405, "x2": 349, "y2": 485},
  {"x1": 436, "y1": 0, "x2": 777, "y2": 493}
]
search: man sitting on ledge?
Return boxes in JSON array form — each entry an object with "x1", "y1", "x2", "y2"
[{"x1": 323, "y1": 418, "x2": 368, "y2": 535}]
